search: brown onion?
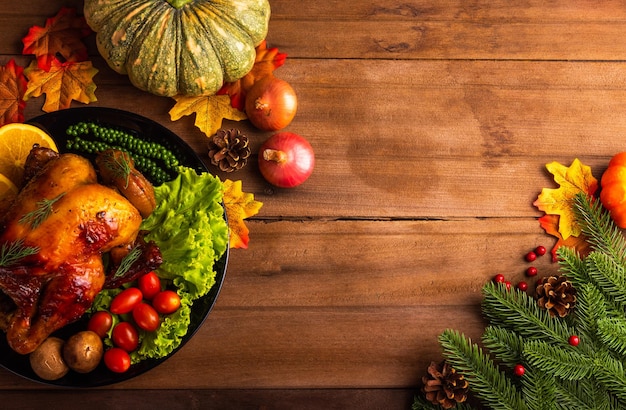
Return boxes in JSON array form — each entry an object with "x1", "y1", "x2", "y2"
[
  {"x1": 245, "y1": 76, "x2": 297, "y2": 131},
  {"x1": 258, "y1": 132, "x2": 314, "y2": 188}
]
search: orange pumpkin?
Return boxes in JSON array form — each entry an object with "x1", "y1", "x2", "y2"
[{"x1": 600, "y1": 152, "x2": 626, "y2": 228}]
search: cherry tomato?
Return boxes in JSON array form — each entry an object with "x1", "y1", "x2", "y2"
[
  {"x1": 111, "y1": 322, "x2": 139, "y2": 352},
  {"x1": 87, "y1": 311, "x2": 113, "y2": 338},
  {"x1": 133, "y1": 303, "x2": 160, "y2": 332},
  {"x1": 138, "y1": 271, "x2": 161, "y2": 300},
  {"x1": 104, "y1": 347, "x2": 131, "y2": 373},
  {"x1": 110, "y1": 287, "x2": 143, "y2": 314},
  {"x1": 152, "y1": 290, "x2": 181, "y2": 315}
]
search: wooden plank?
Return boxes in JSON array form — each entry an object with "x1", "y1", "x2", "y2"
[
  {"x1": 217, "y1": 219, "x2": 557, "y2": 308},
  {"x1": 14, "y1": 57, "x2": 621, "y2": 220},
  {"x1": 0, "y1": 388, "x2": 415, "y2": 410},
  {"x1": 0, "y1": 305, "x2": 484, "y2": 389},
  {"x1": 267, "y1": 0, "x2": 626, "y2": 60},
  {"x1": 1, "y1": 2, "x2": 626, "y2": 61}
]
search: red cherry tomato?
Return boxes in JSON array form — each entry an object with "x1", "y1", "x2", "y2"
[
  {"x1": 111, "y1": 322, "x2": 139, "y2": 352},
  {"x1": 152, "y1": 290, "x2": 181, "y2": 315},
  {"x1": 104, "y1": 347, "x2": 131, "y2": 373},
  {"x1": 138, "y1": 271, "x2": 161, "y2": 300},
  {"x1": 87, "y1": 311, "x2": 113, "y2": 338},
  {"x1": 110, "y1": 287, "x2": 143, "y2": 314},
  {"x1": 133, "y1": 303, "x2": 160, "y2": 332}
]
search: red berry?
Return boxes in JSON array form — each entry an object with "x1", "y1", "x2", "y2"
[
  {"x1": 526, "y1": 266, "x2": 538, "y2": 277},
  {"x1": 535, "y1": 245, "x2": 547, "y2": 256},
  {"x1": 517, "y1": 281, "x2": 528, "y2": 291},
  {"x1": 514, "y1": 364, "x2": 525, "y2": 377},
  {"x1": 525, "y1": 251, "x2": 537, "y2": 262},
  {"x1": 494, "y1": 274, "x2": 506, "y2": 283},
  {"x1": 569, "y1": 335, "x2": 580, "y2": 346},
  {"x1": 505, "y1": 281, "x2": 512, "y2": 291}
]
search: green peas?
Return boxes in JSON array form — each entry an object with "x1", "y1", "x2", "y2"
[{"x1": 64, "y1": 121, "x2": 180, "y2": 185}]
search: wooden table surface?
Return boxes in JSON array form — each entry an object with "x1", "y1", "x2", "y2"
[{"x1": 1, "y1": 1, "x2": 624, "y2": 408}]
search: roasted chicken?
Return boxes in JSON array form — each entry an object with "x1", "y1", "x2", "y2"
[{"x1": 0, "y1": 147, "x2": 161, "y2": 354}]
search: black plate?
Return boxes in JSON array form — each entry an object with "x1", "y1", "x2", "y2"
[{"x1": 0, "y1": 107, "x2": 228, "y2": 387}]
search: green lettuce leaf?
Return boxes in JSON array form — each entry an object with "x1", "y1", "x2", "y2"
[
  {"x1": 92, "y1": 167, "x2": 228, "y2": 362},
  {"x1": 141, "y1": 167, "x2": 228, "y2": 300}
]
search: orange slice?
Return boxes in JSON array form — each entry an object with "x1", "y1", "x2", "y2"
[{"x1": 0, "y1": 123, "x2": 58, "y2": 187}]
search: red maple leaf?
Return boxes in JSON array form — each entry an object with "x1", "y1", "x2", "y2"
[
  {"x1": 219, "y1": 40, "x2": 288, "y2": 110},
  {"x1": 22, "y1": 7, "x2": 92, "y2": 71},
  {"x1": 0, "y1": 59, "x2": 28, "y2": 126}
]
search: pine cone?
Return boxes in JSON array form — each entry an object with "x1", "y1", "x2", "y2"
[
  {"x1": 536, "y1": 275, "x2": 576, "y2": 317},
  {"x1": 207, "y1": 128, "x2": 251, "y2": 172},
  {"x1": 422, "y1": 361, "x2": 469, "y2": 409}
]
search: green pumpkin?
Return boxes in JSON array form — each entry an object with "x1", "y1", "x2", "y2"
[{"x1": 83, "y1": 0, "x2": 270, "y2": 97}]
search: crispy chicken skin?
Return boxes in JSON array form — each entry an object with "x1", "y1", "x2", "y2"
[{"x1": 0, "y1": 152, "x2": 143, "y2": 354}]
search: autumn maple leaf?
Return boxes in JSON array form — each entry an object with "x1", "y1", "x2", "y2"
[
  {"x1": 538, "y1": 214, "x2": 592, "y2": 262},
  {"x1": 534, "y1": 158, "x2": 598, "y2": 240},
  {"x1": 169, "y1": 41, "x2": 286, "y2": 136},
  {"x1": 219, "y1": 40, "x2": 288, "y2": 110},
  {"x1": 169, "y1": 94, "x2": 246, "y2": 138},
  {"x1": 22, "y1": 7, "x2": 92, "y2": 71},
  {"x1": 222, "y1": 179, "x2": 263, "y2": 249},
  {"x1": 0, "y1": 59, "x2": 28, "y2": 126},
  {"x1": 23, "y1": 58, "x2": 98, "y2": 112}
]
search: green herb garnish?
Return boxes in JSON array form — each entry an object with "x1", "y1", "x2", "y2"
[
  {"x1": 19, "y1": 192, "x2": 66, "y2": 229},
  {"x1": 111, "y1": 246, "x2": 142, "y2": 280},
  {"x1": 103, "y1": 152, "x2": 132, "y2": 189},
  {"x1": 0, "y1": 239, "x2": 40, "y2": 267}
]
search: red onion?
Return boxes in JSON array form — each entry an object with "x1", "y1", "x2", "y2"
[
  {"x1": 245, "y1": 76, "x2": 297, "y2": 131},
  {"x1": 258, "y1": 132, "x2": 314, "y2": 188}
]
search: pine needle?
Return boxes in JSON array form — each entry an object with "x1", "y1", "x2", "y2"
[
  {"x1": 523, "y1": 340, "x2": 593, "y2": 380},
  {"x1": 439, "y1": 329, "x2": 528, "y2": 410},
  {"x1": 481, "y1": 282, "x2": 574, "y2": 342},
  {"x1": 482, "y1": 326, "x2": 524, "y2": 367},
  {"x1": 573, "y1": 192, "x2": 626, "y2": 265}
]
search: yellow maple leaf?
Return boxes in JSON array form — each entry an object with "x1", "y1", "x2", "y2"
[
  {"x1": 533, "y1": 158, "x2": 598, "y2": 239},
  {"x1": 223, "y1": 179, "x2": 263, "y2": 249},
  {"x1": 169, "y1": 94, "x2": 246, "y2": 137},
  {"x1": 23, "y1": 58, "x2": 98, "y2": 112}
]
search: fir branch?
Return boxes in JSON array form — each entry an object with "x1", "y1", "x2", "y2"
[
  {"x1": 593, "y1": 351, "x2": 626, "y2": 403},
  {"x1": 482, "y1": 326, "x2": 524, "y2": 367},
  {"x1": 523, "y1": 340, "x2": 593, "y2": 380},
  {"x1": 557, "y1": 245, "x2": 589, "y2": 288},
  {"x1": 412, "y1": 396, "x2": 474, "y2": 410},
  {"x1": 585, "y1": 251, "x2": 626, "y2": 306},
  {"x1": 520, "y1": 369, "x2": 557, "y2": 410},
  {"x1": 572, "y1": 192, "x2": 626, "y2": 265},
  {"x1": 482, "y1": 282, "x2": 574, "y2": 342},
  {"x1": 597, "y1": 317, "x2": 626, "y2": 356},
  {"x1": 574, "y1": 283, "x2": 607, "y2": 344},
  {"x1": 555, "y1": 379, "x2": 612, "y2": 410},
  {"x1": 439, "y1": 329, "x2": 528, "y2": 410}
]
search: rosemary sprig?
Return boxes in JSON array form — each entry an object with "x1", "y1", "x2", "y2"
[
  {"x1": 112, "y1": 246, "x2": 142, "y2": 280},
  {"x1": 0, "y1": 239, "x2": 40, "y2": 267},
  {"x1": 19, "y1": 192, "x2": 66, "y2": 229}
]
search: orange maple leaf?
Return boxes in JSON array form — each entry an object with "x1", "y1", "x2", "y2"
[
  {"x1": 219, "y1": 40, "x2": 287, "y2": 110},
  {"x1": 538, "y1": 214, "x2": 592, "y2": 262},
  {"x1": 23, "y1": 58, "x2": 98, "y2": 113},
  {"x1": 169, "y1": 94, "x2": 246, "y2": 137},
  {"x1": 222, "y1": 179, "x2": 263, "y2": 249},
  {"x1": 0, "y1": 59, "x2": 28, "y2": 126},
  {"x1": 533, "y1": 158, "x2": 598, "y2": 240},
  {"x1": 22, "y1": 7, "x2": 92, "y2": 71}
]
